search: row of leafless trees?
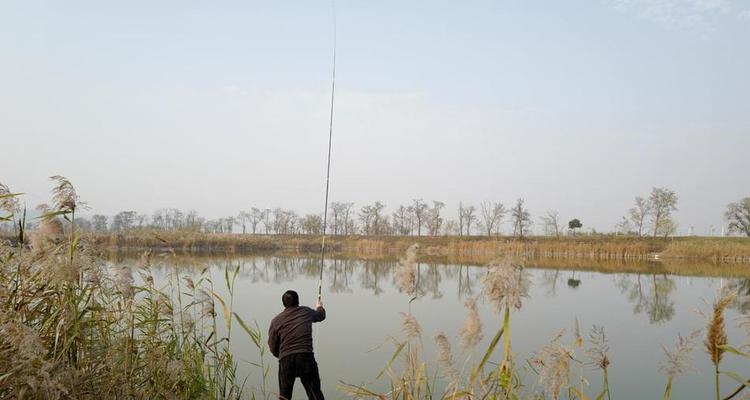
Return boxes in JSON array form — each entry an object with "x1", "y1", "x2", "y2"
[
  {"x1": 8, "y1": 199, "x2": 539, "y2": 237},
  {"x1": 3, "y1": 181, "x2": 749, "y2": 237}
]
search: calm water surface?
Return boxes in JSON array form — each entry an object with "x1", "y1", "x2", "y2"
[{"x1": 131, "y1": 254, "x2": 750, "y2": 399}]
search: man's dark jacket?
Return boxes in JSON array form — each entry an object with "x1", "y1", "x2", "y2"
[{"x1": 268, "y1": 305, "x2": 326, "y2": 359}]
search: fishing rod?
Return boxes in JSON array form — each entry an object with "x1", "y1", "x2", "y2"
[{"x1": 318, "y1": 2, "x2": 336, "y2": 302}]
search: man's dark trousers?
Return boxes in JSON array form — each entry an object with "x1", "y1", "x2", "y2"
[{"x1": 278, "y1": 353, "x2": 324, "y2": 400}]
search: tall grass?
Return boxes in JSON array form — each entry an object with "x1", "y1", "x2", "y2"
[{"x1": 0, "y1": 178, "x2": 268, "y2": 399}]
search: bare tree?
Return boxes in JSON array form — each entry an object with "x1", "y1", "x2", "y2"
[
  {"x1": 648, "y1": 187, "x2": 678, "y2": 237},
  {"x1": 224, "y1": 216, "x2": 236, "y2": 233},
  {"x1": 458, "y1": 202, "x2": 465, "y2": 237},
  {"x1": 185, "y1": 210, "x2": 201, "y2": 231},
  {"x1": 262, "y1": 208, "x2": 272, "y2": 234},
  {"x1": 412, "y1": 199, "x2": 428, "y2": 236},
  {"x1": 92, "y1": 214, "x2": 108, "y2": 232},
  {"x1": 329, "y1": 202, "x2": 347, "y2": 235},
  {"x1": 340, "y1": 202, "x2": 355, "y2": 235},
  {"x1": 427, "y1": 201, "x2": 445, "y2": 236},
  {"x1": 480, "y1": 201, "x2": 506, "y2": 236},
  {"x1": 539, "y1": 210, "x2": 561, "y2": 237},
  {"x1": 725, "y1": 197, "x2": 750, "y2": 237},
  {"x1": 655, "y1": 216, "x2": 678, "y2": 238},
  {"x1": 628, "y1": 196, "x2": 651, "y2": 236},
  {"x1": 302, "y1": 214, "x2": 323, "y2": 235},
  {"x1": 237, "y1": 211, "x2": 250, "y2": 234},
  {"x1": 392, "y1": 205, "x2": 413, "y2": 235},
  {"x1": 111, "y1": 211, "x2": 137, "y2": 232},
  {"x1": 463, "y1": 205, "x2": 476, "y2": 236},
  {"x1": 360, "y1": 202, "x2": 387, "y2": 235},
  {"x1": 443, "y1": 220, "x2": 459, "y2": 236},
  {"x1": 249, "y1": 208, "x2": 263, "y2": 234},
  {"x1": 511, "y1": 198, "x2": 532, "y2": 238},
  {"x1": 615, "y1": 216, "x2": 631, "y2": 235}
]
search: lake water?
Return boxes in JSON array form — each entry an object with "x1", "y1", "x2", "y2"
[{"x1": 124, "y1": 253, "x2": 750, "y2": 399}]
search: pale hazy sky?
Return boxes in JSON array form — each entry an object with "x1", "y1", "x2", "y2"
[{"x1": 1, "y1": 1, "x2": 749, "y2": 233}]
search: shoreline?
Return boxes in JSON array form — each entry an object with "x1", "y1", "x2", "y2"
[{"x1": 77, "y1": 231, "x2": 750, "y2": 264}]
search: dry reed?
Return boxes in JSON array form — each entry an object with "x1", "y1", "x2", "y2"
[
  {"x1": 532, "y1": 331, "x2": 573, "y2": 400},
  {"x1": 482, "y1": 257, "x2": 530, "y2": 311},
  {"x1": 434, "y1": 331, "x2": 460, "y2": 392},
  {"x1": 705, "y1": 291, "x2": 736, "y2": 366},
  {"x1": 394, "y1": 243, "x2": 419, "y2": 295},
  {"x1": 459, "y1": 297, "x2": 483, "y2": 350},
  {"x1": 660, "y1": 331, "x2": 701, "y2": 378}
]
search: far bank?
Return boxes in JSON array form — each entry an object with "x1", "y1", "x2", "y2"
[{"x1": 75, "y1": 231, "x2": 750, "y2": 264}]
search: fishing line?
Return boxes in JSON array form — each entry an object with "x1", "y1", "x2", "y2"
[{"x1": 318, "y1": 1, "x2": 336, "y2": 303}]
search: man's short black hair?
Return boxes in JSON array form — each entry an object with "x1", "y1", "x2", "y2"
[{"x1": 282, "y1": 290, "x2": 299, "y2": 308}]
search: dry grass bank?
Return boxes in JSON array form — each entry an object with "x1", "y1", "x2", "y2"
[{"x1": 70, "y1": 231, "x2": 750, "y2": 263}]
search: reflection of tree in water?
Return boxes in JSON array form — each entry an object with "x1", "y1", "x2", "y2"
[
  {"x1": 404, "y1": 263, "x2": 444, "y2": 300},
  {"x1": 616, "y1": 273, "x2": 676, "y2": 324},
  {"x1": 129, "y1": 254, "x2": 522, "y2": 302},
  {"x1": 244, "y1": 258, "x2": 269, "y2": 283},
  {"x1": 567, "y1": 271, "x2": 581, "y2": 289},
  {"x1": 359, "y1": 260, "x2": 390, "y2": 295},
  {"x1": 540, "y1": 270, "x2": 561, "y2": 297},
  {"x1": 457, "y1": 265, "x2": 476, "y2": 299},
  {"x1": 269, "y1": 257, "x2": 304, "y2": 283},
  {"x1": 724, "y1": 279, "x2": 750, "y2": 313},
  {"x1": 327, "y1": 259, "x2": 354, "y2": 294}
]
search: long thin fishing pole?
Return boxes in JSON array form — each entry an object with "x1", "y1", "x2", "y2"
[{"x1": 318, "y1": 2, "x2": 336, "y2": 302}]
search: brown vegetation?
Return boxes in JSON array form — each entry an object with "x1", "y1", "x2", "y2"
[{"x1": 66, "y1": 231, "x2": 750, "y2": 264}]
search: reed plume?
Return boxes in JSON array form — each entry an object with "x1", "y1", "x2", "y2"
[
  {"x1": 573, "y1": 317, "x2": 584, "y2": 349},
  {"x1": 198, "y1": 289, "x2": 216, "y2": 318},
  {"x1": 660, "y1": 330, "x2": 701, "y2": 400},
  {"x1": 459, "y1": 297, "x2": 483, "y2": 350},
  {"x1": 0, "y1": 234, "x2": 248, "y2": 398},
  {"x1": 532, "y1": 331, "x2": 573, "y2": 400},
  {"x1": 705, "y1": 290, "x2": 736, "y2": 400},
  {"x1": 394, "y1": 243, "x2": 419, "y2": 295},
  {"x1": 114, "y1": 265, "x2": 134, "y2": 299},
  {"x1": 482, "y1": 257, "x2": 530, "y2": 311},
  {"x1": 586, "y1": 325, "x2": 610, "y2": 371},
  {"x1": 434, "y1": 331, "x2": 460, "y2": 392},
  {"x1": 0, "y1": 182, "x2": 18, "y2": 214},
  {"x1": 49, "y1": 175, "x2": 82, "y2": 213},
  {"x1": 587, "y1": 325, "x2": 611, "y2": 400},
  {"x1": 660, "y1": 330, "x2": 700, "y2": 378},
  {"x1": 400, "y1": 312, "x2": 422, "y2": 339},
  {"x1": 0, "y1": 316, "x2": 64, "y2": 399},
  {"x1": 705, "y1": 291, "x2": 736, "y2": 366}
]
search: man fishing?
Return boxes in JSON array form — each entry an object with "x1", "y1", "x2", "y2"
[{"x1": 268, "y1": 290, "x2": 326, "y2": 400}]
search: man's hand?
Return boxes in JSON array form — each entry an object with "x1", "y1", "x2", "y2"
[{"x1": 315, "y1": 299, "x2": 323, "y2": 309}]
